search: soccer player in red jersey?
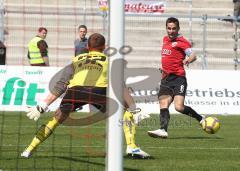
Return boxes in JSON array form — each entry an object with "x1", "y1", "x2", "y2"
[{"x1": 148, "y1": 17, "x2": 205, "y2": 138}]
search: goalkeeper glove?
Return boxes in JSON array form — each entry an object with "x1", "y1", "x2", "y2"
[
  {"x1": 127, "y1": 108, "x2": 150, "y2": 124},
  {"x1": 26, "y1": 102, "x2": 48, "y2": 121}
]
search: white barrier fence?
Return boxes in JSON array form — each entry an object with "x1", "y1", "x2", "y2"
[{"x1": 0, "y1": 66, "x2": 239, "y2": 114}]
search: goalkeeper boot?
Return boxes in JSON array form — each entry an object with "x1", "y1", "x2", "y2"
[
  {"x1": 147, "y1": 129, "x2": 168, "y2": 138},
  {"x1": 126, "y1": 146, "x2": 150, "y2": 159},
  {"x1": 21, "y1": 150, "x2": 32, "y2": 158}
]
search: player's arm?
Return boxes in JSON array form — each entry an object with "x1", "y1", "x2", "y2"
[
  {"x1": 42, "y1": 63, "x2": 74, "y2": 106},
  {"x1": 50, "y1": 63, "x2": 74, "y2": 96},
  {"x1": 26, "y1": 64, "x2": 74, "y2": 121},
  {"x1": 38, "y1": 40, "x2": 49, "y2": 66},
  {"x1": 42, "y1": 57, "x2": 49, "y2": 66},
  {"x1": 124, "y1": 86, "x2": 150, "y2": 124},
  {"x1": 183, "y1": 48, "x2": 197, "y2": 66},
  {"x1": 26, "y1": 94, "x2": 54, "y2": 121}
]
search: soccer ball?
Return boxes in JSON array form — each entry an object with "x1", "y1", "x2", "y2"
[{"x1": 201, "y1": 117, "x2": 220, "y2": 134}]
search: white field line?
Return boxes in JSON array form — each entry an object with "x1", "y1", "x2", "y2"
[
  {"x1": 2, "y1": 125, "x2": 201, "y2": 129},
  {"x1": 2, "y1": 144, "x2": 240, "y2": 151},
  {"x1": 147, "y1": 146, "x2": 240, "y2": 150}
]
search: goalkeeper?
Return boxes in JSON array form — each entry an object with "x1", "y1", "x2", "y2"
[{"x1": 21, "y1": 33, "x2": 150, "y2": 159}]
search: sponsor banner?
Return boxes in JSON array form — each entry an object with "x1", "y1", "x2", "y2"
[
  {"x1": 0, "y1": 66, "x2": 61, "y2": 111},
  {"x1": 125, "y1": 0, "x2": 166, "y2": 14},
  {"x1": 128, "y1": 70, "x2": 240, "y2": 115},
  {"x1": 97, "y1": 0, "x2": 166, "y2": 14},
  {"x1": 185, "y1": 70, "x2": 240, "y2": 115},
  {"x1": 0, "y1": 66, "x2": 239, "y2": 115}
]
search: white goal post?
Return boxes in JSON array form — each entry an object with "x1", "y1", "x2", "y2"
[{"x1": 106, "y1": 0, "x2": 125, "y2": 171}]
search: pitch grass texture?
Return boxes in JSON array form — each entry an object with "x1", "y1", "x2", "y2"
[{"x1": 0, "y1": 112, "x2": 240, "y2": 171}]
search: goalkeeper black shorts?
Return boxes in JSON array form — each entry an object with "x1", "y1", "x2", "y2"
[{"x1": 60, "y1": 86, "x2": 107, "y2": 113}]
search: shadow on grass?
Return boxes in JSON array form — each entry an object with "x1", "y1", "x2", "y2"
[
  {"x1": 57, "y1": 156, "x2": 140, "y2": 171},
  {"x1": 124, "y1": 155, "x2": 155, "y2": 160},
  {"x1": 9, "y1": 155, "x2": 139, "y2": 171}
]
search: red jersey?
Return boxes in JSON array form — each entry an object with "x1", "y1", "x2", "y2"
[{"x1": 161, "y1": 34, "x2": 191, "y2": 77}]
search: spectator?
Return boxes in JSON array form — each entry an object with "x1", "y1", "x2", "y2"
[
  {"x1": 74, "y1": 25, "x2": 88, "y2": 56},
  {"x1": 233, "y1": 0, "x2": 240, "y2": 21},
  {"x1": 27, "y1": 27, "x2": 49, "y2": 66},
  {"x1": 232, "y1": 0, "x2": 240, "y2": 39}
]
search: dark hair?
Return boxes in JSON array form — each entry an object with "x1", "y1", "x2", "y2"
[
  {"x1": 166, "y1": 17, "x2": 180, "y2": 29},
  {"x1": 88, "y1": 33, "x2": 105, "y2": 50},
  {"x1": 78, "y1": 25, "x2": 87, "y2": 30},
  {"x1": 38, "y1": 27, "x2": 47, "y2": 33}
]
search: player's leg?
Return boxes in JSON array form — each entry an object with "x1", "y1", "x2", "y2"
[
  {"x1": 148, "y1": 78, "x2": 173, "y2": 138},
  {"x1": 123, "y1": 87, "x2": 150, "y2": 158},
  {"x1": 21, "y1": 88, "x2": 76, "y2": 158},
  {"x1": 174, "y1": 95, "x2": 204, "y2": 122},
  {"x1": 123, "y1": 110, "x2": 150, "y2": 159},
  {"x1": 21, "y1": 109, "x2": 70, "y2": 158},
  {"x1": 159, "y1": 95, "x2": 172, "y2": 132},
  {"x1": 173, "y1": 76, "x2": 204, "y2": 123},
  {"x1": 123, "y1": 110, "x2": 137, "y2": 149},
  {"x1": 147, "y1": 94, "x2": 172, "y2": 138}
]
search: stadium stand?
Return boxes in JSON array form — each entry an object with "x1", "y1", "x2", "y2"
[{"x1": 3, "y1": 0, "x2": 239, "y2": 69}]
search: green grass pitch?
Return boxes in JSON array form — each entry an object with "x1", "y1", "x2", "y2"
[{"x1": 0, "y1": 111, "x2": 240, "y2": 171}]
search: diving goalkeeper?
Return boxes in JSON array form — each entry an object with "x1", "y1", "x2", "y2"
[{"x1": 21, "y1": 33, "x2": 150, "y2": 159}]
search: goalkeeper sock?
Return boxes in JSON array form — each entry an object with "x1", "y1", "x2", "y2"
[
  {"x1": 26, "y1": 117, "x2": 59, "y2": 152},
  {"x1": 123, "y1": 111, "x2": 137, "y2": 148},
  {"x1": 181, "y1": 106, "x2": 202, "y2": 122}
]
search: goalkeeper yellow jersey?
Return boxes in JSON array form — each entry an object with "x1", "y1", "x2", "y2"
[{"x1": 68, "y1": 51, "x2": 108, "y2": 88}]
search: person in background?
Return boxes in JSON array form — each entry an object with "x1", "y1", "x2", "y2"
[
  {"x1": 74, "y1": 25, "x2": 88, "y2": 56},
  {"x1": 232, "y1": 0, "x2": 240, "y2": 37},
  {"x1": 27, "y1": 27, "x2": 49, "y2": 66},
  {"x1": 233, "y1": 0, "x2": 240, "y2": 21}
]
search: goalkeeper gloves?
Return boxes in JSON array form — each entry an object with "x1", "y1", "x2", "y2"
[
  {"x1": 26, "y1": 102, "x2": 48, "y2": 121},
  {"x1": 127, "y1": 108, "x2": 150, "y2": 124}
]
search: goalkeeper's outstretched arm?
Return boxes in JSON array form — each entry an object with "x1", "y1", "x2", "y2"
[
  {"x1": 26, "y1": 92, "x2": 60, "y2": 121},
  {"x1": 26, "y1": 64, "x2": 74, "y2": 121},
  {"x1": 123, "y1": 86, "x2": 150, "y2": 124}
]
